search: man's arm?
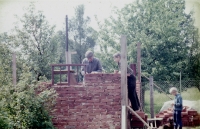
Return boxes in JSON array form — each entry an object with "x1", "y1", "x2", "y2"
[
  {"x1": 96, "y1": 60, "x2": 102, "y2": 72},
  {"x1": 175, "y1": 95, "x2": 182, "y2": 107}
]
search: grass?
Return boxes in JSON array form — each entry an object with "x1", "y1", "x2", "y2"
[{"x1": 144, "y1": 87, "x2": 200, "y2": 115}]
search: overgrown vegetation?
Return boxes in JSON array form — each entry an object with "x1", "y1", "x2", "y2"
[
  {"x1": 0, "y1": 70, "x2": 57, "y2": 129},
  {"x1": 0, "y1": 0, "x2": 200, "y2": 128}
]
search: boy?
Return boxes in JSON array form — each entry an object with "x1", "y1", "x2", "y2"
[
  {"x1": 113, "y1": 52, "x2": 140, "y2": 111},
  {"x1": 169, "y1": 87, "x2": 182, "y2": 129}
]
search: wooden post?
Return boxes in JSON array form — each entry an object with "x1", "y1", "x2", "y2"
[
  {"x1": 120, "y1": 35, "x2": 128, "y2": 129},
  {"x1": 150, "y1": 76, "x2": 154, "y2": 118},
  {"x1": 66, "y1": 51, "x2": 77, "y2": 64},
  {"x1": 137, "y1": 42, "x2": 143, "y2": 110},
  {"x1": 51, "y1": 66, "x2": 54, "y2": 85},
  {"x1": 65, "y1": 15, "x2": 76, "y2": 68},
  {"x1": 12, "y1": 53, "x2": 16, "y2": 86},
  {"x1": 137, "y1": 42, "x2": 141, "y2": 83}
]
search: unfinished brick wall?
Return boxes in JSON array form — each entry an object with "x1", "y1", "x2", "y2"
[{"x1": 51, "y1": 74, "x2": 121, "y2": 129}]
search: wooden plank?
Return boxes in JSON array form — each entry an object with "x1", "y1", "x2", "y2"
[
  {"x1": 127, "y1": 106, "x2": 152, "y2": 129},
  {"x1": 137, "y1": 42, "x2": 142, "y2": 110},
  {"x1": 120, "y1": 35, "x2": 128, "y2": 129},
  {"x1": 68, "y1": 65, "x2": 70, "y2": 85},
  {"x1": 150, "y1": 76, "x2": 154, "y2": 118},
  {"x1": 137, "y1": 42, "x2": 141, "y2": 83},
  {"x1": 52, "y1": 66, "x2": 54, "y2": 85},
  {"x1": 12, "y1": 53, "x2": 16, "y2": 86},
  {"x1": 53, "y1": 70, "x2": 75, "y2": 74}
]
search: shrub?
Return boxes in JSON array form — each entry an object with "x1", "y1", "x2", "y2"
[{"x1": 0, "y1": 72, "x2": 57, "y2": 129}]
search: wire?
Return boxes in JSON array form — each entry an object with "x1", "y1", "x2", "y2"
[{"x1": 141, "y1": 73, "x2": 173, "y2": 100}]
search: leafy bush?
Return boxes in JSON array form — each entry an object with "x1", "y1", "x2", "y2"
[{"x1": 0, "y1": 72, "x2": 57, "y2": 129}]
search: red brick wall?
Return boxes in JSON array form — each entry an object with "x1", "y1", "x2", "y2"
[{"x1": 51, "y1": 74, "x2": 122, "y2": 129}]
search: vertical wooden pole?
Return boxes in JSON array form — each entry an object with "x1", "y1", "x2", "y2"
[
  {"x1": 12, "y1": 53, "x2": 16, "y2": 86},
  {"x1": 66, "y1": 15, "x2": 70, "y2": 65},
  {"x1": 137, "y1": 42, "x2": 141, "y2": 83},
  {"x1": 52, "y1": 66, "x2": 54, "y2": 85},
  {"x1": 120, "y1": 35, "x2": 128, "y2": 129},
  {"x1": 68, "y1": 65, "x2": 70, "y2": 85},
  {"x1": 137, "y1": 42, "x2": 142, "y2": 109},
  {"x1": 150, "y1": 76, "x2": 154, "y2": 118}
]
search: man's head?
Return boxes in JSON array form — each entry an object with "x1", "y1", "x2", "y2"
[
  {"x1": 85, "y1": 50, "x2": 94, "y2": 62},
  {"x1": 113, "y1": 52, "x2": 121, "y2": 63},
  {"x1": 169, "y1": 87, "x2": 178, "y2": 96}
]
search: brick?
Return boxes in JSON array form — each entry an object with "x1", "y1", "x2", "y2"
[
  {"x1": 188, "y1": 110, "x2": 197, "y2": 116},
  {"x1": 48, "y1": 74, "x2": 124, "y2": 129}
]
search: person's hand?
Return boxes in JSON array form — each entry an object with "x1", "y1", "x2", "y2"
[
  {"x1": 91, "y1": 71, "x2": 98, "y2": 74},
  {"x1": 171, "y1": 103, "x2": 175, "y2": 107},
  {"x1": 114, "y1": 70, "x2": 119, "y2": 74}
]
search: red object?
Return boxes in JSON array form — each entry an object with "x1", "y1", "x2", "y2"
[
  {"x1": 130, "y1": 64, "x2": 136, "y2": 76},
  {"x1": 156, "y1": 106, "x2": 200, "y2": 127}
]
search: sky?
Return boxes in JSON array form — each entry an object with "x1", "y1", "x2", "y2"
[
  {"x1": 0, "y1": 0, "x2": 133, "y2": 33},
  {"x1": 0, "y1": 0, "x2": 199, "y2": 34}
]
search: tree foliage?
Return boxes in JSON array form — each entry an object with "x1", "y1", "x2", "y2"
[
  {"x1": 97, "y1": 0, "x2": 200, "y2": 81},
  {"x1": 0, "y1": 40, "x2": 12, "y2": 85},
  {"x1": 12, "y1": 3, "x2": 59, "y2": 81},
  {"x1": 68, "y1": 5, "x2": 98, "y2": 64}
]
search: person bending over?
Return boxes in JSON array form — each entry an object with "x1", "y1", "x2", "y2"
[
  {"x1": 81, "y1": 50, "x2": 102, "y2": 75},
  {"x1": 113, "y1": 52, "x2": 140, "y2": 111}
]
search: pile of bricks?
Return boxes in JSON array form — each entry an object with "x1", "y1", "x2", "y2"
[
  {"x1": 51, "y1": 73, "x2": 122, "y2": 129},
  {"x1": 130, "y1": 111, "x2": 148, "y2": 128},
  {"x1": 156, "y1": 106, "x2": 200, "y2": 127}
]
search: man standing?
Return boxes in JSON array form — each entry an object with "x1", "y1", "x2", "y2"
[
  {"x1": 113, "y1": 52, "x2": 140, "y2": 111},
  {"x1": 169, "y1": 87, "x2": 183, "y2": 129},
  {"x1": 81, "y1": 51, "x2": 102, "y2": 75}
]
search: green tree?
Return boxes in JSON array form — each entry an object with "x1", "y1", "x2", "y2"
[
  {"x1": 50, "y1": 30, "x2": 66, "y2": 64},
  {"x1": 0, "y1": 34, "x2": 13, "y2": 85},
  {"x1": 68, "y1": 5, "x2": 98, "y2": 64},
  {"x1": 96, "y1": 0, "x2": 199, "y2": 81},
  {"x1": 12, "y1": 3, "x2": 58, "y2": 81},
  {"x1": 187, "y1": 28, "x2": 200, "y2": 84}
]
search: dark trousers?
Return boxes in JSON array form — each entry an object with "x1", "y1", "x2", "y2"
[
  {"x1": 127, "y1": 75, "x2": 140, "y2": 111},
  {"x1": 173, "y1": 110, "x2": 182, "y2": 129}
]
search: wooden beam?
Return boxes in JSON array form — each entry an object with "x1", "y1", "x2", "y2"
[
  {"x1": 127, "y1": 106, "x2": 152, "y2": 129},
  {"x1": 12, "y1": 53, "x2": 16, "y2": 86},
  {"x1": 120, "y1": 35, "x2": 128, "y2": 129},
  {"x1": 137, "y1": 42, "x2": 143, "y2": 110},
  {"x1": 137, "y1": 42, "x2": 141, "y2": 83},
  {"x1": 150, "y1": 76, "x2": 154, "y2": 118}
]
